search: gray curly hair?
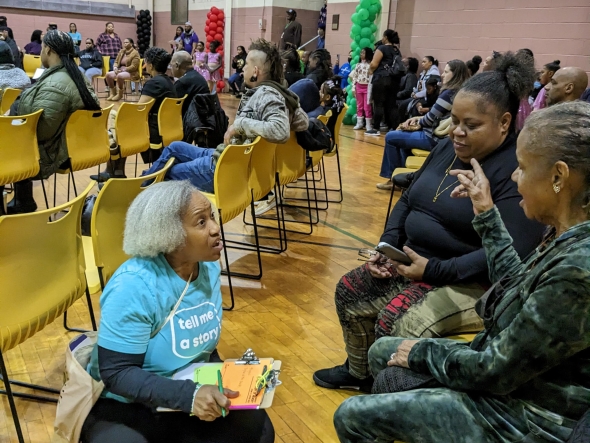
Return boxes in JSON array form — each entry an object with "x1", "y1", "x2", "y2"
[{"x1": 123, "y1": 181, "x2": 198, "y2": 257}]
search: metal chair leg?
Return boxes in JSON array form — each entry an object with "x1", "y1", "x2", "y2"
[
  {"x1": 0, "y1": 350, "x2": 24, "y2": 443},
  {"x1": 219, "y1": 212, "x2": 235, "y2": 311},
  {"x1": 63, "y1": 284, "x2": 97, "y2": 332},
  {"x1": 385, "y1": 185, "x2": 395, "y2": 231}
]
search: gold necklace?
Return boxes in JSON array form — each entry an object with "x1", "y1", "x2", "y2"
[{"x1": 433, "y1": 155, "x2": 458, "y2": 202}]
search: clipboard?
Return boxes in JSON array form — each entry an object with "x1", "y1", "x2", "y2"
[{"x1": 157, "y1": 358, "x2": 281, "y2": 412}]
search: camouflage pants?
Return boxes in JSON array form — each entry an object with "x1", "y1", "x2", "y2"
[
  {"x1": 335, "y1": 264, "x2": 484, "y2": 378},
  {"x1": 334, "y1": 337, "x2": 574, "y2": 443}
]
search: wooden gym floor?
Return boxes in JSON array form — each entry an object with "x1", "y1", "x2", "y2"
[{"x1": 0, "y1": 94, "x2": 398, "y2": 443}]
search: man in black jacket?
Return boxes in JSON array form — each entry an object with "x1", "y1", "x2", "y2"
[
  {"x1": 171, "y1": 50, "x2": 209, "y2": 114},
  {"x1": 78, "y1": 38, "x2": 104, "y2": 84},
  {"x1": 0, "y1": 26, "x2": 20, "y2": 68},
  {"x1": 280, "y1": 9, "x2": 302, "y2": 50}
]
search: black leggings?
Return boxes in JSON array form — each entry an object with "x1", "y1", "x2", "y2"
[
  {"x1": 372, "y1": 75, "x2": 399, "y2": 130},
  {"x1": 81, "y1": 398, "x2": 275, "y2": 443}
]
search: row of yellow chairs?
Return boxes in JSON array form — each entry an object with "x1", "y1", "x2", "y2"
[{"x1": 0, "y1": 94, "x2": 186, "y2": 212}]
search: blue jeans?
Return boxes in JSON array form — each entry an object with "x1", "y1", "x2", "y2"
[
  {"x1": 79, "y1": 66, "x2": 102, "y2": 84},
  {"x1": 380, "y1": 130, "x2": 434, "y2": 179},
  {"x1": 142, "y1": 142, "x2": 216, "y2": 193},
  {"x1": 228, "y1": 73, "x2": 243, "y2": 93}
]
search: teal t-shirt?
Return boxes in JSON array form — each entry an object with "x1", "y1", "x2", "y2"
[{"x1": 88, "y1": 254, "x2": 222, "y2": 400}]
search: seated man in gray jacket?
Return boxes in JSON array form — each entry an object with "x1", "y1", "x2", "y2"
[{"x1": 142, "y1": 38, "x2": 309, "y2": 193}]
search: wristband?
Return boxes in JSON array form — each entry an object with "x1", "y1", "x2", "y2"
[{"x1": 190, "y1": 383, "x2": 203, "y2": 416}]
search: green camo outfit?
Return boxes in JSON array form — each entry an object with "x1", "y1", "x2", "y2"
[{"x1": 334, "y1": 206, "x2": 590, "y2": 443}]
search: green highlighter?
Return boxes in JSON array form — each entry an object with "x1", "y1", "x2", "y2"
[{"x1": 217, "y1": 369, "x2": 226, "y2": 418}]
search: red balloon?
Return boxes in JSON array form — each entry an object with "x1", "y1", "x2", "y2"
[
  {"x1": 206, "y1": 42, "x2": 210, "y2": 50},
  {"x1": 218, "y1": 11, "x2": 224, "y2": 20},
  {"x1": 209, "y1": 22, "x2": 217, "y2": 32},
  {"x1": 211, "y1": 6, "x2": 219, "y2": 14},
  {"x1": 205, "y1": 26, "x2": 210, "y2": 33},
  {"x1": 206, "y1": 19, "x2": 210, "y2": 25},
  {"x1": 206, "y1": 35, "x2": 213, "y2": 42},
  {"x1": 218, "y1": 45, "x2": 223, "y2": 51},
  {"x1": 214, "y1": 33, "x2": 223, "y2": 41},
  {"x1": 209, "y1": 14, "x2": 218, "y2": 22},
  {"x1": 209, "y1": 29, "x2": 216, "y2": 37},
  {"x1": 217, "y1": 20, "x2": 223, "y2": 28},
  {"x1": 218, "y1": 51, "x2": 224, "y2": 58},
  {"x1": 207, "y1": 12, "x2": 211, "y2": 18}
]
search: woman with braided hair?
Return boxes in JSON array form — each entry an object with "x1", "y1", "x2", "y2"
[{"x1": 2, "y1": 30, "x2": 99, "y2": 214}]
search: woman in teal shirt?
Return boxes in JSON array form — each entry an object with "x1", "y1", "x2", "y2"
[
  {"x1": 83, "y1": 181, "x2": 274, "y2": 443},
  {"x1": 68, "y1": 23, "x2": 82, "y2": 52}
]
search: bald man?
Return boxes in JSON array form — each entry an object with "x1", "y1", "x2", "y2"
[
  {"x1": 171, "y1": 50, "x2": 209, "y2": 114},
  {"x1": 545, "y1": 67, "x2": 589, "y2": 106}
]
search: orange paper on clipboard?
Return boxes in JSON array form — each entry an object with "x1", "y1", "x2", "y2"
[{"x1": 221, "y1": 359, "x2": 273, "y2": 410}]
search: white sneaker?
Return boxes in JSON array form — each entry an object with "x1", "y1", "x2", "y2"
[
  {"x1": 255, "y1": 195, "x2": 277, "y2": 216},
  {"x1": 353, "y1": 117, "x2": 365, "y2": 130}
]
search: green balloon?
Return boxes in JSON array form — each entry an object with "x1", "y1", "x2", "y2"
[
  {"x1": 351, "y1": 41, "x2": 359, "y2": 51},
  {"x1": 351, "y1": 24, "x2": 361, "y2": 35},
  {"x1": 359, "y1": 38, "x2": 371, "y2": 49},
  {"x1": 360, "y1": 0, "x2": 371, "y2": 8},
  {"x1": 360, "y1": 27, "x2": 372, "y2": 38},
  {"x1": 370, "y1": 23, "x2": 378, "y2": 33},
  {"x1": 358, "y1": 8, "x2": 369, "y2": 20},
  {"x1": 343, "y1": 114, "x2": 353, "y2": 125},
  {"x1": 351, "y1": 13, "x2": 360, "y2": 24},
  {"x1": 368, "y1": 11, "x2": 376, "y2": 21},
  {"x1": 375, "y1": 2, "x2": 382, "y2": 12},
  {"x1": 360, "y1": 19, "x2": 372, "y2": 28},
  {"x1": 349, "y1": 30, "x2": 355, "y2": 40},
  {"x1": 354, "y1": 33, "x2": 361, "y2": 43},
  {"x1": 352, "y1": 55, "x2": 360, "y2": 64},
  {"x1": 370, "y1": 0, "x2": 380, "y2": 4},
  {"x1": 369, "y1": 4, "x2": 379, "y2": 15},
  {"x1": 355, "y1": 4, "x2": 361, "y2": 12}
]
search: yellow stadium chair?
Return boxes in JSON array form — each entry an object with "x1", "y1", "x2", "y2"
[
  {"x1": 93, "y1": 55, "x2": 111, "y2": 98},
  {"x1": 123, "y1": 58, "x2": 144, "y2": 102},
  {"x1": 285, "y1": 111, "x2": 331, "y2": 211},
  {"x1": 23, "y1": 54, "x2": 41, "y2": 78},
  {"x1": 411, "y1": 149, "x2": 430, "y2": 157},
  {"x1": 405, "y1": 156, "x2": 426, "y2": 170},
  {"x1": 202, "y1": 140, "x2": 257, "y2": 311},
  {"x1": 0, "y1": 87, "x2": 21, "y2": 115},
  {"x1": 89, "y1": 158, "x2": 174, "y2": 289},
  {"x1": 322, "y1": 103, "x2": 347, "y2": 203},
  {"x1": 273, "y1": 132, "x2": 316, "y2": 235},
  {"x1": 54, "y1": 105, "x2": 113, "y2": 206},
  {"x1": 149, "y1": 95, "x2": 187, "y2": 150},
  {"x1": 0, "y1": 110, "x2": 49, "y2": 211},
  {"x1": 0, "y1": 181, "x2": 94, "y2": 443},
  {"x1": 113, "y1": 99, "x2": 154, "y2": 175},
  {"x1": 446, "y1": 333, "x2": 478, "y2": 342}
]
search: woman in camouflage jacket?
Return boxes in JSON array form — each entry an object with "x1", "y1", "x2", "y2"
[{"x1": 334, "y1": 102, "x2": 590, "y2": 443}]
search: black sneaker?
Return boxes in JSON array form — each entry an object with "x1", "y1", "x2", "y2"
[
  {"x1": 89, "y1": 172, "x2": 127, "y2": 182},
  {"x1": 364, "y1": 129, "x2": 380, "y2": 136},
  {"x1": 313, "y1": 362, "x2": 373, "y2": 393}
]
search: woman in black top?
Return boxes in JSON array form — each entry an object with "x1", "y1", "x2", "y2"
[
  {"x1": 396, "y1": 57, "x2": 419, "y2": 101},
  {"x1": 366, "y1": 29, "x2": 403, "y2": 135},
  {"x1": 77, "y1": 38, "x2": 104, "y2": 84},
  {"x1": 312, "y1": 51, "x2": 546, "y2": 393},
  {"x1": 282, "y1": 49, "x2": 304, "y2": 87},
  {"x1": 93, "y1": 47, "x2": 175, "y2": 180},
  {"x1": 228, "y1": 45, "x2": 247, "y2": 96}
]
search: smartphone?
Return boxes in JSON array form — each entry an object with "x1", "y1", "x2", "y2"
[{"x1": 375, "y1": 242, "x2": 412, "y2": 265}]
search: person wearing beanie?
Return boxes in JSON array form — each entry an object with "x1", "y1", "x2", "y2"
[
  {"x1": 280, "y1": 9, "x2": 302, "y2": 50},
  {"x1": 289, "y1": 78, "x2": 323, "y2": 116},
  {"x1": 0, "y1": 40, "x2": 30, "y2": 106},
  {"x1": 180, "y1": 21, "x2": 199, "y2": 55}
]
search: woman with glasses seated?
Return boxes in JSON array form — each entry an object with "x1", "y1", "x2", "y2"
[{"x1": 312, "y1": 51, "x2": 546, "y2": 393}]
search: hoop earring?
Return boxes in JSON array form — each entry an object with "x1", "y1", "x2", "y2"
[{"x1": 553, "y1": 184, "x2": 561, "y2": 194}]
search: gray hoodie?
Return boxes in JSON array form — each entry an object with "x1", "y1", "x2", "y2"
[{"x1": 213, "y1": 83, "x2": 309, "y2": 163}]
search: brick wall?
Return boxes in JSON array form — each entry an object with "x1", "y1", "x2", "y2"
[{"x1": 393, "y1": 0, "x2": 590, "y2": 75}]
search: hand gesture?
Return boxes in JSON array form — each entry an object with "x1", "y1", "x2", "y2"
[
  {"x1": 387, "y1": 340, "x2": 419, "y2": 368},
  {"x1": 191, "y1": 384, "x2": 239, "y2": 421},
  {"x1": 366, "y1": 253, "x2": 395, "y2": 279},
  {"x1": 450, "y1": 159, "x2": 494, "y2": 215},
  {"x1": 392, "y1": 247, "x2": 428, "y2": 281}
]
